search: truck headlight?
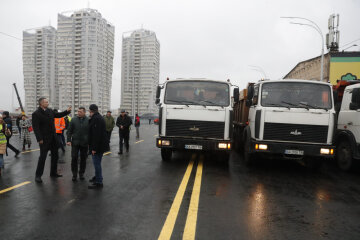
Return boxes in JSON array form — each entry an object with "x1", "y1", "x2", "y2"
[
  {"x1": 218, "y1": 143, "x2": 227, "y2": 149},
  {"x1": 161, "y1": 140, "x2": 171, "y2": 146},
  {"x1": 320, "y1": 148, "x2": 334, "y2": 155},
  {"x1": 255, "y1": 144, "x2": 268, "y2": 150}
]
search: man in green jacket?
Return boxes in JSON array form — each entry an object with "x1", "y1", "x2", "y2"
[
  {"x1": 66, "y1": 107, "x2": 89, "y2": 181},
  {"x1": 104, "y1": 111, "x2": 115, "y2": 151}
]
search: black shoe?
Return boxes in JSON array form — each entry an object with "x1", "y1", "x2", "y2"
[
  {"x1": 72, "y1": 176, "x2": 77, "y2": 182},
  {"x1": 50, "y1": 174, "x2": 63, "y2": 178},
  {"x1": 35, "y1": 176, "x2": 42, "y2": 183},
  {"x1": 88, "y1": 183, "x2": 103, "y2": 189},
  {"x1": 118, "y1": 151, "x2": 123, "y2": 155},
  {"x1": 79, "y1": 174, "x2": 85, "y2": 180},
  {"x1": 15, "y1": 151, "x2": 20, "y2": 157},
  {"x1": 89, "y1": 176, "x2": 96, "y2": 183}
]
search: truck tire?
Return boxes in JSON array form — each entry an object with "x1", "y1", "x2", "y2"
[
  {"x1": 337, "y1": 141, "x2": 354, "y2": 171},
  {"x1": 161, "y1": 149, "x2": 172, "y2": 162},
  {"x1": 244, "y1": 138, "x2": 254, "y2": 166}
]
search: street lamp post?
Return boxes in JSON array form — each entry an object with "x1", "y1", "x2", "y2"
[
  {"x1": 281, "y1": 17, "x2": 325, "y2": 82},
  {"x1": 249, "y1": 65, "x2": 267, "y2": 79}
]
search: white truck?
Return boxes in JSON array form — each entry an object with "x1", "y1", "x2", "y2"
[
  {"x1": 155, "y1": 78, "x2": 238, "y2": 161},
  {"x1": 233, "y1": 79, "x2": 336, "y2": 168},
  {"x1": 333, "y1": 81, "x2": 360, "y2": 171}
]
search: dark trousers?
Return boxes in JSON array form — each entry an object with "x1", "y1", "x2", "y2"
[
  {"x1": 35, "y1": 139, "x2": 59, "y2": 177},
  {"x1": 119, "y1": 132, "x2": 129, "y2": 152},
  {"x1": 60, "y1": 132, "x2": 66, "y2": 146},
  {"x1": 92, "y1": 153, "x2": 103, "y2": 184},
  {"x1": 105, "y1": 131, "x2": 112, "y2": 151},
  {"x1": 71, "y1": 145, "x2": 88, "y2": 177},
  {"x1": 6, "y1": 136, "x2": 19, "y2": 156},
  {"x1": 57, "y1": 134, "x2": 65, "y2": 152}
]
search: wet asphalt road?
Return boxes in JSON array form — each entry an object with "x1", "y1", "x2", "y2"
[{"x1": 1, "y1": 124, "x2": 360, "y2": 240}]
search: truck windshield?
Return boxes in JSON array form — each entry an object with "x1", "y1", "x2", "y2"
[
  {"x1": 164, "y1": 81, "x2": 230, "y2": 107},
  {"x1": 261, "y1": 82, "x2": 332, "y2": 110}
]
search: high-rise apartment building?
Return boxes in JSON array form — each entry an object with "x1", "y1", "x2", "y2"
[
  {"x1": 56, "y1": 8, "x2": 114, "y2": 114},
  {"x1": 23, "y1": 26, "x2": 57, "y2": 113},
  {"x1": 121, "y1": 29, "x2": 160, "y2": 116}
]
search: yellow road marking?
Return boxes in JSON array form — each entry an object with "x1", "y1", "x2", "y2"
[
  {"x1": 21, "y1": 149, "x2": 40, "y2": 154},
  {"x1": 183, "y1": 157, "x2": 204, "y2": 240},
  {"x1": 103, "y1": 152, "x2": 111, "y2": 156},
  {"x1": 135, "y1": 140, "x2": 144, "y2": 144},
  {"x1": 158, "y1": 156, "x2": 196, "y2": 240},
  {"x1": 0, "y1": 181, "x2": 31, "y2": 194}
]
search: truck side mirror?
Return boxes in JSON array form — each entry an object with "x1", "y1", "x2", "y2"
[
  {"x1": 155, "y1": 86, "x2": 161, "y2": 105},
  {"x1": 247, "y1": 85, "x2": 254, "y2": 100},
  {"x1": 233, "y1": 88, "x2": 239, "y2": 103}
]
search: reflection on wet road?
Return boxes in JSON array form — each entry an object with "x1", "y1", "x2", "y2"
[{"x1": 1, "y1": 125, "x2": 360, "y2": 239}]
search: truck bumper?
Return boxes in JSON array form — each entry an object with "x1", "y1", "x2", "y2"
[
  {"x1": 156, "y1": 137, "x2": 232, "y2": 152},
  {"x1": 250, "y1": 140, "x2": 335, "y2": 159}
]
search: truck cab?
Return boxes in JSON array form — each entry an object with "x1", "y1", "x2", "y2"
[
  {"x1": 334, "y1": 83, "x2": 360, "y2": 170},
  {"x1": 234, "y1": 79, "x2": 336, "y2": 167},
  {"x1": 155, "y1": 78, "x2": 236, "y2": 161}
]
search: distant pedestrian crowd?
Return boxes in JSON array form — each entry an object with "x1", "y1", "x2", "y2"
[{"x1": 0, "y1": 97, "x2": 149, "y2": 190}]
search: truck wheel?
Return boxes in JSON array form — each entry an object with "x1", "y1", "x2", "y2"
[
  {"x1": 161, "y1": 149, "x2": 172, "y2": 162},
  {"x1": 337, "y1": 141, "x2": 354, "y2": 171},
  {"x1": 244, "y1": 139, "x2": 254, "y2": 166}
]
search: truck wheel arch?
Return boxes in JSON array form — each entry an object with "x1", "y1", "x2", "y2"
[{"x1": 335, "y1": 130, "x2": 358, "y2": 158}]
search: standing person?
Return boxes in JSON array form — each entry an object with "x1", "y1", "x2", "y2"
[
  {"x1": 0, "y1": 115, "x2": 11, "y2": 176},
  {"x1": 2, "y1": 111, "x2": 20, "y2": 157},
  {"x1": 104, "y1": 111, "x2": 115, "y2": 151},
  {"x1": 135, "y1": 113, "x2": 140, "y2": 139},
  {"x1": 32, "y1": 97, "x2": 71, "y2": 183},
  {"x1": 88, "y1": 104, "x2": 107, "y2": 189},
  {"x1": 16, "y1": 115, "x2": 22, "y2": 138},
  {"x1": 67, "y1": 107, "x2": 89, "y2": 182},
  {"x1": 148, "y1": 118, "x2": 151, "y2": 125},
  {"x1": 19, "y1": 115, "x2": 32, "y2": 151},
  {"x1": 116, "y1": 110, "x2": 132, "y2": 154},
  {"x1": 54, "y1": 110, "x2": 66, "y2": 153}
]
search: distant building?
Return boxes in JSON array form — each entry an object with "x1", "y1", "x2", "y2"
[
  {"x1": 284, "y1": 51, "x2": 360, "y2": 84},
  {"x1": 56, "y1": 8, "x2": 114, "y2": 113},
  {"x1": 23, "y1": 26, "x2": 57, "y2": 113},
  {"x1": 120, "y1": 29, "x2": 160, "y2": 116}
]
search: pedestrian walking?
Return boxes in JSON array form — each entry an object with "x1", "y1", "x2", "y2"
[
  {"x1": 16, "y1": 115, "x2": 22, "y2": 138},
  {"x1": 0, "y1": 115, "x2": 11, "y2": 176},
  {"x1": 2, "y1": 111, "x2": 20, "y2": 157},
  {"x1": 104, "y1": 111, "x2": 115, "y2": 151},
  {"x1": 19, "y1": 115, "x2": 32, "y2": 151},
  {"x1": 135, "y1": 113, "x2": 140, "y2": 139},
  {"x1": 67, "y1": 107, "x2": 89, "y2": 182},
  {"x1": 88, "y1": 104, "x2": 107, "y2": 189},
  {"x1": 116, "y1": 110, "x2": 132, "y2": 154},
  {"x1": 54, "y1": 110, "x2": 66, "y2": 153},
  {"x1": 149, "y1": 118, "x2": 151, "y2": 125},
  {"x1": 32, "y1": 97, "x2": 71, "y2": 183}
]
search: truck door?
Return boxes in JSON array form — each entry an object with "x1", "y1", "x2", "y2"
[{"x1": 339, "y1": 87, "x2": 360, "y2": 143}]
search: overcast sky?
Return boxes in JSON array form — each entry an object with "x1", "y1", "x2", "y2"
[{"x1": 0, "y1": 0, "x2": 359, "y2": 111}]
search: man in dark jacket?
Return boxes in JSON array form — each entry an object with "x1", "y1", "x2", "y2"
[
  {"x1": 2, "y1": 111, "x2": 20, "y2": 157},
  {"x1": 67, "y1": 107, "x2": 89, "y2": 181},
  {"x1": 104, "y1": 111, "x2": 115, "y2": 151},
  {"x1": 32, "y1": 98, "x2": 71, "y2": 183},
  {"x1": 88, "y1": 104, "x2": 107, "y2": 189},
  {"x1": 116, "y1": 110, "x2": 132, "y2": 154}
]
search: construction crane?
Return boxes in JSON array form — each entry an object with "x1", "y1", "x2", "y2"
[{"x1": 12, "y1": 83, "x2": 25, "y2": 115}]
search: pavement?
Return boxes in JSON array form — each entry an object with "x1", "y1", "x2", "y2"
[{"x1": 1, "y1": 124, "x2": 360, "y2": 240}]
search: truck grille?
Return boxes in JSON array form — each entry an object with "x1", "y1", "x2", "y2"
[
  {"x1": 166, "y1": 119, "x2": 224, "y2": 139},
  {"x1": 263, "y1": 123, "x2": 328, "y2": 144}
]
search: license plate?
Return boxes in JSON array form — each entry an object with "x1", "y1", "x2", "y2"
[
  {"x1": 284, "y1": 149, "x2": 304, "y2": 155},
  {"x1": 185, "y1": 145, "x2": 203, "y2": 150}
]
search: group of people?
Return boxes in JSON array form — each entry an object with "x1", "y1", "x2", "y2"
[
  {"x1": 0, "y1": 111, "x2": 33, "y2": 176},
  {"x1": 30, "y1": 97, "x2": 141, "y2": 189}
]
